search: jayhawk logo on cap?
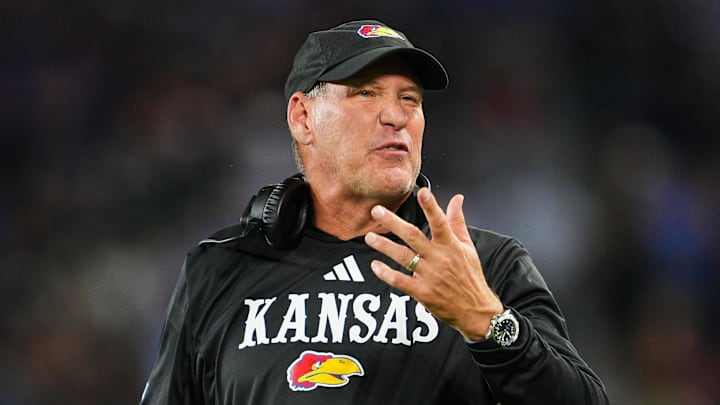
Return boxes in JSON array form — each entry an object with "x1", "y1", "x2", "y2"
[
  {"x1": 287, "y1": 350, "x2": 364, "y2": 391},
  {"x1": 357, "y1": 24, "x2": 404, "y2": 40}
]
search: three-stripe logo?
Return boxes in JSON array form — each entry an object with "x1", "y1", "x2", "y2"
[{"x1": 323, "y1": 255, "x2": 364, "y2": 282}]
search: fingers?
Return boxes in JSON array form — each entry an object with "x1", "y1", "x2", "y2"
[
  {"x1": 446, "y1": 194, "x2": 472, "y2": 243},
  {"x1": 416, "y1": 188, "x2": 455, "y2": 244},
  {"x1": 418, "y1": 189, "x2": 472, "y2": 244},
  {"x1": 370, "y1": 205, "x2": 432, "y2": 255},
  {"x1": 365, "y1": 190, "x2": 499, "y2": 338},
  {"x1": 368, "y1": 188, "x2": 470, "y2": 257},
  {"x1": 365, "y1": 231, "x2": 420, "y2": 295},
  {"x1": 365, "y1": 231, "x2": 419, "y2": 271},
  {"x1": 369, "y1": 259, "x2": 417, "y2": 293}
]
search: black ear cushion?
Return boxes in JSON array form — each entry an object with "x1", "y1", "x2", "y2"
[
  {"x1": 261, "y1": 183, "x2": 286, "y2": 224},
  {"x1": 259, "y1": 176, "x2": 310, "y2": 250},
  {"x1": 249, "y1": 185, "x2": 275, "y2": 222},
  {"x1": 416, "y1": 172, "x2": 431, "y2": 191}
]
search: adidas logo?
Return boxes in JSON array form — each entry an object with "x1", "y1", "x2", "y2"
[{"x1": 323, "y1": 255, "x2": 365, "y2": 282}]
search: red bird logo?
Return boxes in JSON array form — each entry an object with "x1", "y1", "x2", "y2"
[
  {"x1": 357, "y1": 25, "x2": 404, "y2": 39},
  {"x1": 287, "y1": 350, "x2": 364, "y2": 391}
]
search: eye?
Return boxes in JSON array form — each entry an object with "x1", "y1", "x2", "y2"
[
  {"x1": 358, "y1": 90, "x2": 373, "y2": 97},
  {"x1": 401, "y1": 94, "x2": 422, "y2": 105}
]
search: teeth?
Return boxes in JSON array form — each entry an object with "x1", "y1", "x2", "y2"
[{"x1": 388, "y1": 145, "x2": 401, "y2": 150}]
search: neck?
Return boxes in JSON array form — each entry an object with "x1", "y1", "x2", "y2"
[{"x1": 310, "y1": 189, "x2": 409, "y2": 241}]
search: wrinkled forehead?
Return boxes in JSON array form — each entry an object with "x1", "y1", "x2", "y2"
[{"x1": 333, "y1": 54, "x2": 423, "y2": 91}]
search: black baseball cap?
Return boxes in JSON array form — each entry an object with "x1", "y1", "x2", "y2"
[{"x1": 284, "y1": 20, "x2": 449, "y2": 100}]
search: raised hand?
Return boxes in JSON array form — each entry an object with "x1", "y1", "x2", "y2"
[{"x1": 364, "y1": 188, "x2": 504, "y2": 341}]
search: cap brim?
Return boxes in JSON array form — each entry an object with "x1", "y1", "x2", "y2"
[{"x1": 318, "y1": 47, "x2": 449, "y2": 90}]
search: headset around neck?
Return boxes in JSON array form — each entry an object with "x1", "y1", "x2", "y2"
[{"x1": 241, "y1": 173, "x2": 431, "y2": 250}]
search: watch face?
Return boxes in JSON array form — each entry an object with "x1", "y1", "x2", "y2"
[{"x1": 494, "y1": 317, "x2": 519, "y2": 346}]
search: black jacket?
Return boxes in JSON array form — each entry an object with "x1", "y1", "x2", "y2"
[{"x1": 141, "y1": 196, "x2": 608, "y2": 404}]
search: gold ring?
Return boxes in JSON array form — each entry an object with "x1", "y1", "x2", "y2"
[{"x1": 407, "y1": 254, "x2": 421, "y2": 271}]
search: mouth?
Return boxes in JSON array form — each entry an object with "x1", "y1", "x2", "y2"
[
  {"x1": 376, "y1": 142, "x2": 409, "y2": 153},
  {"x1": 385, "y1": 145, "x2": 406, "y2": 151}
]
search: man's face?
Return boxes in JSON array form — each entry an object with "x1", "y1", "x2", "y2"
[{"x1": 306, "y1": 58, "x2": 425, "y2": 201}]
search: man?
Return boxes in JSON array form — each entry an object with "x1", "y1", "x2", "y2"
[{"x1": 141, "y1": 20, "x2": 609, "y2": 404}]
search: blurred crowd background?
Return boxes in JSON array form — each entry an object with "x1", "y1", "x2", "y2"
[{"x1": 2, "y1": 0, "x2": 718, "y2": 404}]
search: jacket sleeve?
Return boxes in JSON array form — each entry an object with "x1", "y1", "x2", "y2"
[
  {"x1": 468, "y1": 235, "x2": 609, "y2": 404},
  {"x1": 140, "y1": 262, "x2": 202, "y2": 405}
]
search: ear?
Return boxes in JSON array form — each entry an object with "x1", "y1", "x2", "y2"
[{"x1": 287, "y1": 92, "x2": 314, "y2": 145}]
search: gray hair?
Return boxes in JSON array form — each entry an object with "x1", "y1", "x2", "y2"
[{"x1": 291, "y1": 82, "x2": 326, "y2": 173}]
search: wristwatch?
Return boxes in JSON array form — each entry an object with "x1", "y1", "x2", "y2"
[{"x1": 485, "y1": 309, "x2": 520, "y2": 347}]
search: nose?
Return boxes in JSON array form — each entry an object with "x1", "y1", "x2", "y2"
[{"x1": 379, "y1": 98, "x2": 408, "y2": 130}]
